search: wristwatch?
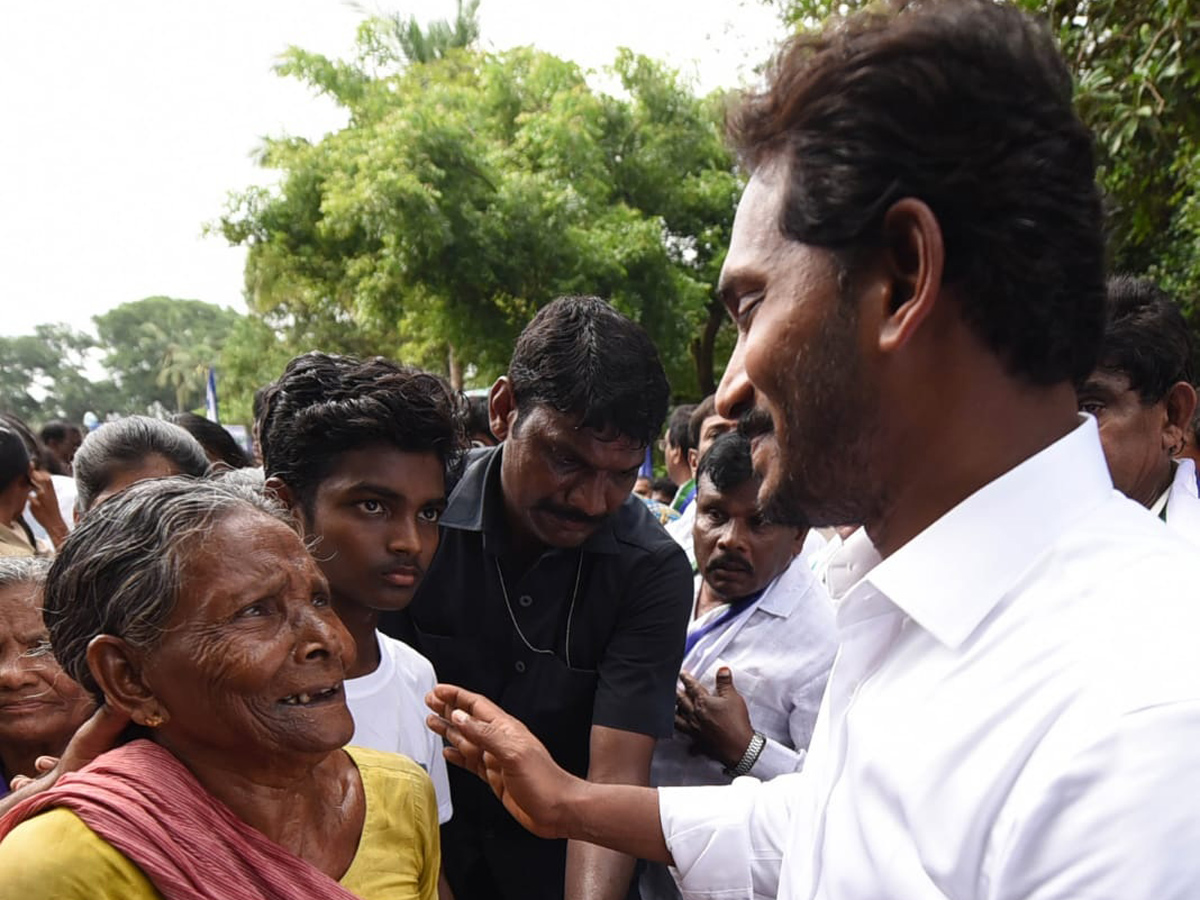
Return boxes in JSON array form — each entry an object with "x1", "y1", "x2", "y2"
[{"x1": 723, "y1": 730, "x2": 767, "y2": 777}]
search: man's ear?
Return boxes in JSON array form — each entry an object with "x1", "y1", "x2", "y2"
[
  {"x1": 1163, "y1": 381, "x2": 1198, "y2": 456},
  {"x1": 489, "y1": 377, "x2": 517, "y2": 442},
  {"x1": 264, "y1": 477, "x2": 312, "y2": 535},
  {"x1": 874, "y1": 198, "x2": 946, "y2": 353},
  {"x1": 86, "y1": 635, "x2": 170, "y2": 728},
  {"x1": 791, "y1": 527, "x2": 809, "y2": 557},
  {"x1": 687, "y1": 448, "x2": 699, "y2": 479}
]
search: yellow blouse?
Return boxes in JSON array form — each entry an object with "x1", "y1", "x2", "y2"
[{"x1": 0, "y1": 746, "x2": 439, "y2": 900}]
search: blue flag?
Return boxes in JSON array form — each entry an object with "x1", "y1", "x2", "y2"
[{"x1": 205, "y1": 367, "x2": 220, "y2": 423}]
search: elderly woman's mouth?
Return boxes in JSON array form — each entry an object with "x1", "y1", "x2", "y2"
[{"x1": 279, "y1": 684, "x2": 343, "y2": 706}]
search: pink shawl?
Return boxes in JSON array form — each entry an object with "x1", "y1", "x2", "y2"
[{"x1": 0, "y1": 739, "x2": 362, "y2": 900}]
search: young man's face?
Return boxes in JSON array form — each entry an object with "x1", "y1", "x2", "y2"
[{"x1": 301, "y1": 444, "x2": 446, "y2": 612}]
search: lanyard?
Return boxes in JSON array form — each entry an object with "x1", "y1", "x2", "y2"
[{"x1": 683, "y1": 588, "x2": 765, "y2": 659}]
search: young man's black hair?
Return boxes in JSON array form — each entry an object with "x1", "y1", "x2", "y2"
[{"x1": 258, "y1": 352, "x2": 465, "y2": 513}]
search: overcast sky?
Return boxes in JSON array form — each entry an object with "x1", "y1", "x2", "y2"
[{"x1": 0, "y1": 0, "x2": 783, "y2": 338}]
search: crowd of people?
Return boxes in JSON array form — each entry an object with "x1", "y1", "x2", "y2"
[{"x1": 2, "y1": 1, "x2": 1200, "y2": 898}]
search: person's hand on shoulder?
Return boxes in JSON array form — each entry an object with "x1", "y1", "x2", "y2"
[{"x1": 2, "y1": 704, "x2": 129, "y2": 813}]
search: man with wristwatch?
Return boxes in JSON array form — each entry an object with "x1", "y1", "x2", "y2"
[{"x1": 640, "y1": 430, "x2": 837, "y2": 900}]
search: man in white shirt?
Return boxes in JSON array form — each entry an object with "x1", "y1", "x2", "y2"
[
  {"x1": 642, "y1": 431, "x2": 836, "y2": 900},
  {"x1": 426, "y1": 3, "x2": 1200, "y2": 898},
  {"x1": 1076, "y1": 275, "x2": 1200, "y2": 544}
]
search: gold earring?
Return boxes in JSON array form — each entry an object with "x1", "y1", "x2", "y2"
[{"x1": 144, "y1": 713, "x2": 164, "y2": 728}]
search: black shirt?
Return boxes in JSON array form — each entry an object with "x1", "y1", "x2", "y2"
[{"x1": 383, "y1": 445, "x2": 692, "y2": 900}]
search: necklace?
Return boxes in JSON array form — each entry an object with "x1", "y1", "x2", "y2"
[{"x1": 494, "y1": 554, "x2": 584, "y2": 668}]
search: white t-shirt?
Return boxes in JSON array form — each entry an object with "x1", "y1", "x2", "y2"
[{"x1": 345, "y1": 631, "x2": 453, "y2": 824}]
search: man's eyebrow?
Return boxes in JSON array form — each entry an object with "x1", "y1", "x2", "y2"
[
  {"x1": 717, "y1": 270, "x2": 760, "y2": 309},
  {"x1": 341, "y1": 481, "x2": 405, "y2": 501}
]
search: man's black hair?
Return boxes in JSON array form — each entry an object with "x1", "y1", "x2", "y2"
[
  {"x1": 171, "y1": 413, "x2": 252, "y2": 470},
  {"x1": 1095, "y1": 276, "x2": 1195, "y2": 404},
  {"x1": 39, "y1": 420, "x2": 78, "y2": 445},
  {"x1": 508, "y1": 296, "x2": 670, "y2": 445},
  {"x1": 665, "y1": 404, "x2": 697, "y2": 453},
  {"x1": 0, "y1": 425, "x2": 30, "y2": 491},
  {"x1": 730, "y1": 0, "x2": 1105, "y2": 386},
  {"x1": 259, "y1": 352, "x2": 466, "y2": 514},
  {"x1": 650, "y1": 476, "x2": 677, "y2": 497},
  {"x1": 465, "y1": 395, "x2": 494, "y2": 443},
  {"x1": 696, "y1": 431, "x2": 757, "y2": 495},
  {"x1": 687, "y1": 395, "x2": 719, "y2": 450}
]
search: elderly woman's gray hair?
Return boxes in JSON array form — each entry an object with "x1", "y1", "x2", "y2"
[
  {"x1": 0, "y1": 556, "x2": 52, "y2": 591},
  {"x1": 43, "y1": 476, "x2": 291, "y2": 700},
  {"x1": 72, "y1": 416, "x2": 211, "y2": 514}
]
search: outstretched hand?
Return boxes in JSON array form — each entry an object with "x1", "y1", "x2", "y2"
[
  {"x1": 2, "y1": 704, "x2": 129, "y2": 813},
  {"x1": 426, "y1": 684, "x2": 584, "y2": 840}
]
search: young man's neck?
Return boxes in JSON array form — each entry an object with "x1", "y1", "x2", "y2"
[{"x1": 331, "y1": 595, "x2": 381, "y2": 679}]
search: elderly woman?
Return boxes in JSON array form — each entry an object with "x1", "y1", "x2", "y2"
[
  {"x1": 72, "y1": 416, "x2": 211, "y2": 516},
  {"x1": 0, "y1": 558, "x2": 93, "y2": 792},
  {"x1": 0, "y1": 478, "x2": 439, "y2": 899}
]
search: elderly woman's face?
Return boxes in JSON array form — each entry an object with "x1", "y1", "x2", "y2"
[
  {"x1": 140, "y1": 509, "x2": 356, "y2": 761},
  {"x1": 0, "y1": 581, "x2": 93, "y2": 755}
]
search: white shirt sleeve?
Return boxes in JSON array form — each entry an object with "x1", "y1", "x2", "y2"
[{"x1": 659, "y1": 773, "x2": 806, "y2": 900}]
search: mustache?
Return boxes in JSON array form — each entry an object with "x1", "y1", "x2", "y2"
[
  {"x1": 535, "y1": 500, "x2": 606, "y2": 526},
  {"x1": 707, "y1": 553, "x2": 752, "y2": 573},
  {"x1": 737, "y1": 408, "x2": 775, "y2": 440}
]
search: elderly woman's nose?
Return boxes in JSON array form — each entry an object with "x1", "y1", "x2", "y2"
[{"x1": 0, "y1": 648, "x2": 40, "y2": 690}]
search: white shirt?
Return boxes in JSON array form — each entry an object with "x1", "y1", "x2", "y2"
[
  {"x1": 1163, "y1": 457, "x2": 1200, "y2": 546},
  {"x1": 652, "y1": 555, "x2": 838, "y2": 788},
  {"x1": 666, "y1": 501, "x2": 698, "y2": 570},
  {"x1": 345, "y1": 631, "x2": 453, "y2": 823},
  {"x1": 658, "y1": 417, "x2": 1200, "y2": 899}
]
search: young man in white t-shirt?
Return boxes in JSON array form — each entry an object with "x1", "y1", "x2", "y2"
[{"x1": 259, "y1": 353, "x2": 464, "y2": 835}]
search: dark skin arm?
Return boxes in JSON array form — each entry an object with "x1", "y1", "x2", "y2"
[
  {"x1": 675, "y1": 668, "x2": 755, "y2": 769},
  {"x1": 565, "y1": 725, "x2": 655, "y2": 900},
  {"x1": 427, "y1": 685, "x2": 672, "y2": 865}
]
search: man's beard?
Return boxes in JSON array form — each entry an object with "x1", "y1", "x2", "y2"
[{"x1": 740, "y1": 298, "x2": 882, "y2": 529}]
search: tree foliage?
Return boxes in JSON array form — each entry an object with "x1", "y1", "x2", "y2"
[
  {"x1": 769, "y1": 0, "x2": 1200, "y2": 313},
  {"x1": 93, "y1": 296, "x2": 242, "y2": 413},
  {"x1": 218, "y1": 8, "x2": 741, "y2": 399}
]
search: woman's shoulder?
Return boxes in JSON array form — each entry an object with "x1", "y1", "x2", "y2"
[
  {"x1": 340, "y1": 748, "x2": 440, "y2": 899},
  {"x1": 345, "y1": 746, "x2": 437, "y2": 817},
  {"x1": 346, "y1": 744, "x2": 434, "y2": 784},
  {"x1": 0, "y1": 808, "x2": 161, "y2": 899}
]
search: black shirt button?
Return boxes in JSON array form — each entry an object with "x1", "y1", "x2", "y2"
[
  {"x1": 518, "y1": 594, "x2": 533, "y2": 608},
  {"x1": 515, "y1": 660, "x2": 527, "y2": 674}
]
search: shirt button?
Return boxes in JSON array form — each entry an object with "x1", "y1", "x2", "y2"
[
  {"x1": 518, "y1": 594, "x2": 533, "y2": 608},
  {"x1": 514, "y1": 660, "x2": 527, "y2": 674}
]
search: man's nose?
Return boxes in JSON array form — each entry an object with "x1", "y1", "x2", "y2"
[{"x1": 716, "y1": 334, "x2": 754, "y2": 421}]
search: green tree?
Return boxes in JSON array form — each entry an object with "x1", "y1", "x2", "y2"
[
  {"x1": 219, "y1": 13, "x2": 740, "y2": 399},
  {"x1": 768, "y1": 0, "x2": 1200, "y2": 312},
  {"x1": 93, "y1": 297, "x2": 243, "y2": 412}
]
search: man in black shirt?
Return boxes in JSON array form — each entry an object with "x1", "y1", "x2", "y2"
[{"x1": 387, "y1": 296, "x2": 692, "y2": 900}]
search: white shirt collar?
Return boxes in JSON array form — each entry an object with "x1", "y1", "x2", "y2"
[{"x1": 831, "y1": 415, "x2": 1113, "y2": 648}]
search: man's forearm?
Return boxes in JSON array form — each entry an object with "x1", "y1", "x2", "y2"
[
  {"x1": 565, "y1": 836, "x2": 636, "y2": 900},
  {"x1": 564, "y1": 781, "x2": 672, "y2": 866}
]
